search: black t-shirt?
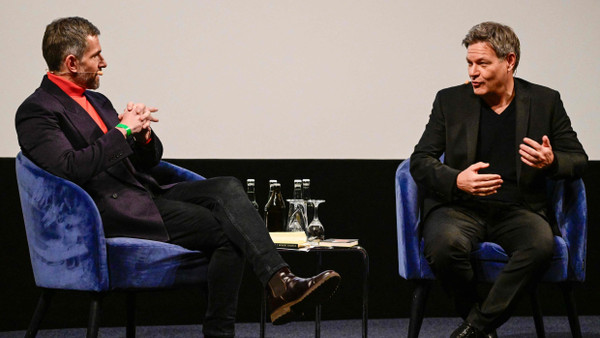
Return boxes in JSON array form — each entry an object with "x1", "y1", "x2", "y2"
[{"x1": 475, "y1": 97, "x2": 521, "y2": 203}]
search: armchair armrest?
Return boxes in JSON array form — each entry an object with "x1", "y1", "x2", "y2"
[{"x1": 150, "y1": 161, "x2": 205, "y2": 184}]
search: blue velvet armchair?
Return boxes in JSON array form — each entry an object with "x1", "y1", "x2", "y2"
[
  {"x1": 395, "y1": 158, "x2": 587, "y2": 338},
  {"x1": 16, "y1": 152, "x2": 210, "y2": 338}
]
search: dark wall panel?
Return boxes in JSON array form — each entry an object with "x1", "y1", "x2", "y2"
[{"x1": 1, "y1": 158, "x2": 598, "y2": 331}]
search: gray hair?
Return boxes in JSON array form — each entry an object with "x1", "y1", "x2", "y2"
[
  {"x1": 42, "y1": 17, "x2": 100, "y2": 71},
  {"x1": 462, "y1": 22, "x2": 520, "y2": 71}
]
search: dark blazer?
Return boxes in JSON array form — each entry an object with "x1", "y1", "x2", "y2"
[
  {"x1": 16, "y1": 76, "x2": 170, "y2": 241},
  {"x1": 410, "y1": 78, "x2": 587, "y2": 220}
]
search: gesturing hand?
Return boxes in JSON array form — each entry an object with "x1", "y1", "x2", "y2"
[
  {"x1": 456, "y1": 162, "x2": 503, "y2": 196},
  {"x1": 519, "y1": 136, "x2": 555, "y2": 169}
]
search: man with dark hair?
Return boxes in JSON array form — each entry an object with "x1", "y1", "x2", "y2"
[
  {"x1": 410, "y1": 22, "x2": 587, "y2": 337},
  {"x1": 16, "y1": 16, "x2": 340, "y2": 338},
  {"x1": 42, "y1": 17, "x2": 101, "y2": 75}
]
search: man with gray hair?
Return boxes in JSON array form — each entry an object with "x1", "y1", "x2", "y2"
[{"x1": 410, "y1": 22, "x2": 586, "y2": 337}]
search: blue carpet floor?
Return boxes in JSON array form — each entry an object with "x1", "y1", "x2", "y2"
[{"x1": 1, "y1": 316, "x2": 599, "y2": 337}]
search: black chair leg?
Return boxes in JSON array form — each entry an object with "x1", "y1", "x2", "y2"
[
  {"x1": 260, "y1": 288, "x2": 267, "y2": 338},
  {"x1": 25, "y1": 289, "x2": 54, "y2": 338},
  {"x1": 529, "y1": 285, "x2": 545, "y2": 338},
  {"x1": 86, "y1": 293, "x2": 103, "y2": 338},
  {"x1": 561, "y1": 282, "x2": 582, "y2": 338},
  {"x1": 126, "y1": 292, "x2": 136, "y2": 338},
  {"x1": 408, "y1": 280, "x2": 432, "y2": 338}
]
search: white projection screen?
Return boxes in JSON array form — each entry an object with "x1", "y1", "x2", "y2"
[{"x1": 1, "y1": 1, "x2": 599, "y2": 159}]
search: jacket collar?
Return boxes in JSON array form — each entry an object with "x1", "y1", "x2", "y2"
[
  {"x1": 40, "y1": 76, "x2": 147, "y2": 190},
  {"x1": 40, "y1": 76, "x2": 109, "y2": 144}
]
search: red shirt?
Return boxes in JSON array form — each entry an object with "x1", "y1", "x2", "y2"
[{"x1": 47, "y1": 72, "x2": 108, "y2": 133}]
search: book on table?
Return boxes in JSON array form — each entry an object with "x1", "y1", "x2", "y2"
[
  {"x1": 269, "y1": 231, "x2": 308, "y2": 248},
  {"x1": 316, "y1": 238, "x2": 359, "y2": 247}
]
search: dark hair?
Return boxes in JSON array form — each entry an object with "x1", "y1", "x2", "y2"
[
  {"x1": 462, "y1": 22, "x2": 520, "y2": 71},
  {"x1": 42, "y1": 17, "x2": 100, "y2": 71}
]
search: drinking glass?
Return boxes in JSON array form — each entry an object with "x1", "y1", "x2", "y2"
[
  {"x1": 286, "y1": 199, "x2": 307, "y2": 233},
  {"x1": 307, "y1": 199, "x2": 325, "y2": 242}
]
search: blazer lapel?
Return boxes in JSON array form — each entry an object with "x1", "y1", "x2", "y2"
[
  {"x1": 514, "y1": 81, "x2": 531, "y2": 182},
  {"x1": 86, "y1": 91, "x2": 119, "y2": 128},
  {"x1": 464, "y1": 93, "x2": 481, "y2": 164},
  {"x1": 83, "y1": 92, "x2": 151, "y2": 190},
  {"x1": 42, "y1": 78, "x2": 106, "y2": 145}
]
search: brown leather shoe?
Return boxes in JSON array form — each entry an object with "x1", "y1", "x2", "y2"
[{"x1": 267, "y1": 267, "x2": 341, "y2": 325}]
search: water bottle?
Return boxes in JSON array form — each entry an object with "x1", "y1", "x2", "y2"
[{"x1": 246, "y1": 179, "x2": 259, "y2": 212}]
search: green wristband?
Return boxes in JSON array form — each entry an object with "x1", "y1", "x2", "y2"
[{"x1": 116, "y1": 123, "x2": 132, "y2": 137}]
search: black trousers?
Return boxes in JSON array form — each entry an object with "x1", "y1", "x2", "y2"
[
  {"x1": 422, "y1": 200, "x2": 554, "y2": 333},
  {"x1": 154, "y1": 176, "x2": 288, "y2": 337}
]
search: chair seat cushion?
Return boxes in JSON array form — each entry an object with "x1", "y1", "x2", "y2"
[
  {"x1": 107, "y1": 237, "x2": 209, "y2": 289},
  {"x1": 418, "y1": 235, "x2": 569, "y2": 282},
  {"x1": 471, "y1": 236, "x2": 568, "y2": 283}
]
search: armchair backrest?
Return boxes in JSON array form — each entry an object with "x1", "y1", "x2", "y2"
[
  {"x1": 16, "y1": 152, "x2": 109, "y2": 291},
  {"x1": 395, "y1": 158, "x2": 425, "y2": 279},
  {"x1": 547, "y1": 178, "x2": 588, "y2": 281}
]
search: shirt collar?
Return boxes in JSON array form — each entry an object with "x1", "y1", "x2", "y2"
[{"x1": 47, "y1": 72, "x2": 86, "y2": 97}]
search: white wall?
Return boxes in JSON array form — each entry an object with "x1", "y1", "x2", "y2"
[{"x1": 2, "y1": 0, "x2": 599, "y2": 159}]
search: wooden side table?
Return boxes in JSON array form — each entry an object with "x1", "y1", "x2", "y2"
[{"x1": 260, "y1": 245, "x2": 369, "y2": 338}]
